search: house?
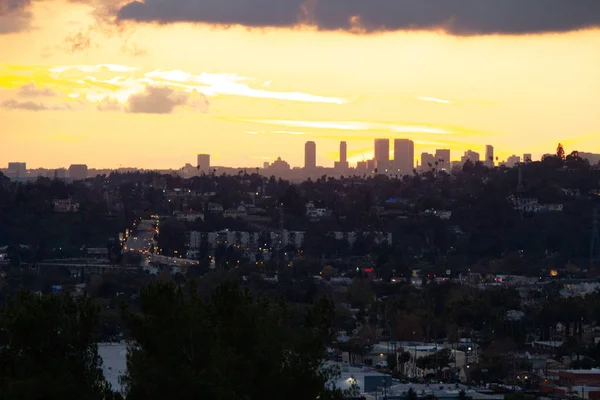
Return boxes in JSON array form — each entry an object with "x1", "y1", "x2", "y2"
[
  {"x1": 223, "y1": 204, "x2": 247, "y2": 219},
  {"x1": 306, "y1": 201, "x2": 330, "y2": 218},
  {"x1": 207, "y1": 202, "x2": 224, "y2": 214},
  {"x1": 176, "y1": 211, "x2": 205, "y2": 222},
  {"x1": 53, "y1": 199, "x2": 79, "y2": 212},
  {"x1": 541, "y1": 369, "x2": 600, "y2": 399}
]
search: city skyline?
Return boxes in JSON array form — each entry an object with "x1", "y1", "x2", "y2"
[
  {"x1": 6, "y1": 139, "x2": 599, "y2": 178},
  {"x1": 1, "y1": 2, "x2": 600, "y2": 169}
]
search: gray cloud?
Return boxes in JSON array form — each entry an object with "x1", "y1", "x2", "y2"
[
  {"x1": 0, "y1": 8, "x2": 31, "y2": 34},
  {"x1": 18, "y1": 83, "x2": 57, "y2": 97},
  {"x1": 116, "y1": 0, "x2": 600, "y2": 35},
  {"x1": 126, "y1": 86, "x2": 188, "y2": 114},
  {"x1": 121, "y1": 86, "x2": 209, "y2": 114},
  {"x1": 2, "y1": 99, "x2": 71, "y2": 111}
]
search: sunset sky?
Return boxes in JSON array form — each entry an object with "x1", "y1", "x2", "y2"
[{"x1": 1, "y1": 0, "x2": 600, "y2": 169}]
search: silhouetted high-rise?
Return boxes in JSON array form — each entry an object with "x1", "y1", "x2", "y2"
[
  {"x1": 435, "y1": 149, "x2": 451, "y2": 171},
  {"x1": 523, "y1": 153, "x2": 532, "y2": 163},
  {"x1": 305, "y1": 141, "x2": 316, "y2": 169},
  {"x1": 421, "y1": 152, "x2": 435, "y2": 171},
  {"x1": 6, "y1": 162, "x2": 26, "y2": 180},
  {"x1": 461, "y1": 150, "x2": 480, "y2": 164},
  {"x1": 393, "y1": 139, "x2": 414, "y2": 174},
  {"x1": 485, "y1": 145, "x2": 494, "y2": 168},
  {"x1": 68, "y1": 164, "x2": 88, "y2": 180},
  {"x1": 197, "y1": 154, "x2": 210, "y2": 173},
  {"x1": 373, "y1": 139, "x2": 389, "y2": 170},
  {"x1": 335, "y1": 141, "x2": 349, "y2": 170}
]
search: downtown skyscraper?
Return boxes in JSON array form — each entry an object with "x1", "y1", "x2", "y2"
[{"x1": 394, "y1": 139, "x2": 414, "y2": 174}]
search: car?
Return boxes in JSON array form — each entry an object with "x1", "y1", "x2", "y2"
[{"x1": 375, "y1": 360, "x2": 388, "y2": 369}]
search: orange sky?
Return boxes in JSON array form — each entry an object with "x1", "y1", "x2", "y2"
[{"x1": 1, "y1": 0, "x2": 599, "y2": 169}]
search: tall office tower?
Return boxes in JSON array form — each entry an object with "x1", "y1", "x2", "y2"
[
  {"x1": 197, "y1": 154, "x2": 210, "y2": 173},
  {"x1": 304, "y1": 141, "x2": 316, "y2": 169},
  {"x1": 435, "y1": 149, "x2": 451, "y2": 170},
  {"x1": 340, "y1": 141, "x2": 347, "y2": 164},
  {"x1": 523, "y1": 153, "x2": 533, "y2": 163},
  {"x1": 421, "y1": 153, "x2": 435, "y2": 171},
  {"x1": 394, "y1": 139, "x2": 415, "y2": 174},
  {"x1": 485, "y1": 145, "x2": 494, "y2": 167},
  {"x1": 374, "y1": 139, "x2": 390, "y2": 170},
  {"x1": 335, "y1": 141, "x2": 349, "y2": 170},
  {"x1": 7, "y1": 162, "x2": 26, "y2": 180},
  {"x1": 68, "y1": 164, "x2": 88, "y2": 180}
]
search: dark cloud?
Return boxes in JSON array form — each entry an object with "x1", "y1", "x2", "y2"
[
  {"x1": 0, "y1": 0, "x2": 32, "y2": 34},
  {"x1": 116, "y1": 0, "x2": 600, "y2": 35},
  {"x1": 2, "y1": 99, "x2": 71, "y2": 111},
  {"x1": 18, "y1": 83, "x2": 57, "y2": 97}
]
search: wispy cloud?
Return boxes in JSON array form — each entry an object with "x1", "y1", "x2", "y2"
[
  {"x1": 417, "y1": 96, "x2": 452, "y2": 105},
  {"x1": 238, "y1": 119, "x2": 463, "y2": 136},
  {"x1": 2, "y1": 99, "x2": 71, "y2": 111},
  {"x1": 274, "y1": 130, "x2": 307, "y2": 135},
  {"x1": 64, "y1": 28, "x2": 94, "y2": 53},
  {"x1": 144, "y1": 70, "x2": 350, "y2": 104},
  {"x1": 17, "y1": 83, "x2": 57, "y2": 97}
]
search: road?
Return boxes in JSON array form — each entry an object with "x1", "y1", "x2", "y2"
[{"x1": 124, "y1": 218, "x2": 157, "y2": 256}]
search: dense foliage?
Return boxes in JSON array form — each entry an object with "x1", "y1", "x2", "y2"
[{"x1": 0, "y1": 292, "x2": 117, "y2": 400}]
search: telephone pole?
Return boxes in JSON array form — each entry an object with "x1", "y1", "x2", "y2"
[
  {"x1": 276, "y1": 203, "x2": 284, "y2": 268},
  {"x1": 591, "y1": 207, "x2": 600, "y2": 268}
]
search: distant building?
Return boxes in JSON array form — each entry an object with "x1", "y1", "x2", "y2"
[
  {"x1": 53, "y1": 199, "x2": 79, "y2": 212},
  {"x1": 579, "y1": 152, "x2": 600, "y2": 166},
  {"x1": 461, "y1": 150, "x2": 480, "y2": 164},
  {"x1": 304, "y1": 141, "x2": 316, "y2": 170},
  {"x1": 7, "y1": 162, "x2": 26, "y2": 180},
  {"x1": 394, "y1": 139, "x2": 414, "y2": 174},
  {"x1": 366, "y1": 159, "x2": 376, "y2": 172},
  {"x1": 420, "y1": 152, "x2": 435, "y2": 171},
  {"x1": 356, "y1": 161, "x2": 368, "y2": 172},
  {"x1": 68, "y1": 164, "x2": 88, "y2": 180},
  {"x1": 523, "y1": 153, "x2": 533, "y2": 163},
  {"x1": 506, "y1": 155, "x2": 521, "y2": 168},
  {"x1": 334, "y1": 141, "x2": 349, "y2": 170},
  {"x1": 268, "y1": 157, "x2": 291, "y2": 173},
  {"x1": 435, "y1": 149, "x2": 451, "y2": 171},
  {"x1": 485, "y1": 145, "x2": 494, "y2": 167},
  {"x1": 197, "y1": 154, "x2": 210, "y2": 173},
  {"x1": 374, "y1": 139, "x2": 390, "y2": 171},
  {"x1": 54, "y1": 168, "x2": 67, "y2": 179}
]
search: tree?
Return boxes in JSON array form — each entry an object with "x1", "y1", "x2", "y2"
[
  {"x1": 398, "y1": 351, "x2": 411, "y2": 375},
  {"x1": 407, "y1": 388, "x2": 418, "y2": 400},
  {"x1": 386, "y1": 353, "x2": 398, "y2": 371},
  {"x1": 121, "y1": 280, "x2": 351, "y2": 400},
  {"x1": 0, "y1": 291, "x2": 118, "y2": 400},
  {"x1": 415, "y1": 348, "x2": 453, "y2": 378},
  {"x1": 557, "y1": 143, "x2": 566, "y2": 161}
]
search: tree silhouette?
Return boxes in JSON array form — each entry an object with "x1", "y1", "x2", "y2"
[
  {"x1": 557, "y1": 143, "x2": 566, "y2": 161},
  {"x1": 121, "y1": 280, "x2": 350, "y2": 400},
  {"x1": 0, "y1": 291, "x2": 118, "y2": 399}
]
